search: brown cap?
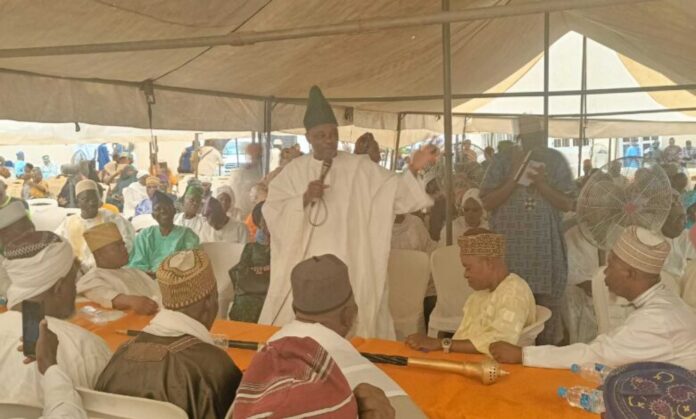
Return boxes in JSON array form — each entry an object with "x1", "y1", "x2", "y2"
[
  {"x1": 156, "y1": 249, "x2": 216, "y2": 309},
  {"x1": 458, "y1": 232, "x2": 506, "y2": 257},
  {"x1": 83, "y1": 222, "x2": 122, "y2": 252},
  {"x1": 291, "y1": 254, "x2": 352, "y2": 315}
]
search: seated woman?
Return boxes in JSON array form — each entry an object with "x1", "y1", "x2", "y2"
[
  {"x1": 202, "y1": 197, "x2": 248, "y2": 244},
  {"x1": 439, "y1": 187, "x2": 488, "y2": 247},
  {"x1": 406, "y1": 229, "x2": 536, "y2": 355},
  {"x1": 129, "y1": 191, "x2": 200, "y2": 275},
  {"x1": 228, "y1": 202, "x2": 270, "y2": 323}
]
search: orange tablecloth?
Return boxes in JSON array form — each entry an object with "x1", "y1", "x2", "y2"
[{"x1": 72, "y1": 306, "x2": 594, "y2": 419}]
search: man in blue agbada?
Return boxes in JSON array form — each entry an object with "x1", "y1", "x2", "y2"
[{"x1": 480, "y1": 116, "x2": 575, "y2": 345}]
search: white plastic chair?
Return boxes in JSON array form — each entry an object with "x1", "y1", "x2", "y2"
[
  {"x1": 64, "y1": 208, "x2": 81, "y2": 217},
  {"x1": 387, "y1": 249, "x2": 431, "y2": 341},
  {"x1": 27, "y1": 197, "x2": 58, "y2": 208},
  {"x1": 200, "y1": 241, "x2": 246, "y2": 319},
  {"x1": 0, "y1": 403, "x2": 42, "y2": 418},
  {"x1": 31, "y1": 206, "x2": 67, "y2": 231},
  {"x1": 131, "y1": 214, "x2": 158, "y2": 233},
  {"x1": 680, "y1": 259, "x2": 696, "y2": 309},
  {"x1": 77, "y1": 387, "x2": 188, "y2": 419},
  {"x1": 427, "y1": 245, "x2": 474, "y2": 337},
  {"x1": 517, "y1": 305, "x2": 552, "y2": 347}
]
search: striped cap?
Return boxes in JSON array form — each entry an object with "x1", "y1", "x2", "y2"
[
  {"x1": 156, "y1": 249, "x2": 215, "y2": 309},
  {"x1": 612, "y1": 226, "x2": 670, "y2": 275}
]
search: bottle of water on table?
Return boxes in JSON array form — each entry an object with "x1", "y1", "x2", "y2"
[
  {"x1": 570, "y1": 363, "x2": 613, "y2": 384},
  {"x1": 558, "y1": 386, "x2": 605, "y2": 414}
]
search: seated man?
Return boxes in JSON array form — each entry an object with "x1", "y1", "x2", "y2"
[
  {"x1": 55, "y1": 179, "x2": 135, "y2": 270},
  {"x1": 77, "y1": 222, "x2": 159, "y2": 314},
  {"x1": 129, "y1": 191, "x2": 200, "y2": 274},
  {"x1": 0, "y1": 231, "x2": 111, "y2": 407},
  {"x1": 174, "y1": 184, "x2": 210, "y2": 240},
  {"x1": 201, "y1": 197, "x2": 248, "y2": 244},
  {"x1": 22, "y1": 320, "x2": 88, "y2": 419},
  {"x1": 406, "y1": 229, "x2": 536, "y2": 355},
  {"x1": 133, "y1": 176, "x2": 160, "y2": 217},
  {"x1": 0, "y1": 200, "x2": 35, "y2": 296},
  {"x1": 268, "y1": 254, "x2": 425, "y2": 418},
  {"x1": 97, "y1": 249, "x2": 242, "y2": 419},
  {"x1": 490, "y1": 226, "x2": 696, "y2": 370},
  {"x1": 233, "y1": 336, "x2": 394, "y2": 419}
]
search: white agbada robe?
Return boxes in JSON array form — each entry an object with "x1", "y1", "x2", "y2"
[
  {"x1": 391, "y1": 214, "x2": 436, "y2": 254},
  {"x1": 523, "y1": 283, "x2": 696, "y2": 369},
  {"x1": 197, "y1": 146, "x2": 223, "y2": 177},
  {"x1": 261, "y1": 152, "x2": 432, "y2": 338},
  {"x1": 39, "y1": 366, "x2": 88, "y2": 419},
  {"x1": 0, "y1": 311, "x2": 112, "y2": 407},
  {"x1": 174, "y1": 213, "x2": 211, "y2": 242},
  {"x1": 55, "y1": 209, "x2": 135, "y2": 270},
  {"x1": 122, "y1": 182, "x2": 148, "y2": 219},
  {"x1": 662, "y1": 229, "x2": 696, "y2": 283},
  {"x1": 76, "y1": 267, "x2": 161, "y2": 309},
  {"x1": 199, "y1": 218, "x2": 248, "y2": 244}
]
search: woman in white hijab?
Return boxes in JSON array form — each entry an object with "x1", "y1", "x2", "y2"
[
  {"x1": 216, "y1": 185, "x2": 242, "y2": 222},
  {"x1": 438, "y1": 187, "x2": 489, "y2": 246}
]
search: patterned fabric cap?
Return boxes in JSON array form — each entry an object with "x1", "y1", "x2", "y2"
[
  {"x1": 232, "y1": 336, "x2": 358, "y2": 418},
  {"x1": 458, "y1": 233, "x2": 506, "y2": 257},
  {"x1": 603, "y1": 362, "x2": 696, "y2": 419},
  {"x1": 156, "y1": 249, "x2": 216, "y2": 309},
  {"x1": 4, "y1": 231, "x2": 62, "y2": 259},
  {"x1": 0, "y1": 200, "x2": 27, "y2": 230},
  {"x1": 75, "y1": 179, "x2": 99, "y2": 196},
  {"x1": 83, "y1": 222, "x2": 122, "y2": 252},
  {"x1": 613, "y1": 226, "x2": 671, "y2": 275},
  {"x1": 145, "y1": 176, "x2": 161, "y2": 187}
]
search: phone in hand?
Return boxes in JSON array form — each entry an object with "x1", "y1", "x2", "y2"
[{"x1": 22, "y1": 301, "x2": 45, "y2": 357}]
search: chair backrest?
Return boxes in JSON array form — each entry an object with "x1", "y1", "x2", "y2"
[
  {"x1": 131, "y1": 214, "x2": 158, "y2": 233},
  {"x1": 30, "y1": 206, "x2": 68, "y2": 231},
  {"x1": 427, "y1": 245, "x2": 473, "y2": 335},
  {"x1": 64, "y1": 207, "x2": 82, "y2": 217},
  {"x1": 200, "y1": 241, "x2": 246, "y2": 318},
  {"x1": 387, "y1": 249, "x2": 431, "y2": 341},
  {"x1": 77, "y1": 387, "x2": 188, "y2": 419},
  {"x1": 517, "y1": 305, "x2": 552, "y2": 347},
  {"x1": 27, "y1": 197, "x2": 58, "y2": 208}
]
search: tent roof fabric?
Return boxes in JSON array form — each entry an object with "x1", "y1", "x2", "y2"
[{"x1": 0, "y1": 0, "x2": 695, "y2": 144}]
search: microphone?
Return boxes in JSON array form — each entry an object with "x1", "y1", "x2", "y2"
[{"x1": 318, "y1": 158, "x2": 333, "y2": 184}]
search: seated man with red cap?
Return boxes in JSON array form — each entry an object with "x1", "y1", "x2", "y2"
[
  {"x1": 490, "y1": 226, "x2": 696, "y2": 370},
  {"x1": 267, "y1": 254, "x2": 425, "y2": 418},
  {"x1": 0, "y1": 232, "x2": 112, "y2": 407},
  {"x1": 97, "y1": 249, "x2": 242, "y2": 419},
  {"x1": 406, "y1": 229, "x2": 536, "y2": 356},
  {"x1": 55, "y1": 179, "x2": 135, "y2": 270},
  {"x1": 77, "y1": 222, "x2": 160, "y2": 315},
  {"x1": 233, "y1": 336, "x2": 395, "y2": 418},
  {"x1": 0, "y1": 200, "x2": 35, "y2": 297}
]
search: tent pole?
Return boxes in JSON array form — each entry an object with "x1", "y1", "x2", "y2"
[
  {"x1": 577, "y1": 35, "x2": 587, "y2": 178},
  {"x1": 0, "y1": 0, "x2": 649, "y2": 58},
  {"x1": 263, "y1": 98, "x2": 272, "y2": 175},
  {"x1": 393, "y1": 113, "x2": 403, "y2": 171},
  {"x1": 443, "y1": 0, "x2": 454, "y2": 246},
  {"x1": 543, "y1": 11, "x2": 550, "y2": 140}
]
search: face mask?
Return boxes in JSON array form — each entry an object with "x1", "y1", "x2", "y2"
[{"x1": 256, "y1": 229, "x2": 269, "y2": 245}]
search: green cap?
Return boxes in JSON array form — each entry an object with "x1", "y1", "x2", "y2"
[{"x1": 303, "y1": 86, "x2": 338, "y2": 131}]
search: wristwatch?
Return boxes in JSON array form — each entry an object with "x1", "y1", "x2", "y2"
[{"x1": 441, "y1": 338, "x2": 452, "y2": 354}]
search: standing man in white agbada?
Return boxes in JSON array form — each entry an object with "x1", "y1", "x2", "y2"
[
  {"x1": 196, "y1": 140, "x2": 223, "y2": 177},
  {"x1": 260, "y1": 86, "x2": 438, "y2": 339}
]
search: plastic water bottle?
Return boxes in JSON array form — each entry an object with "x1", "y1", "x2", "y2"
[
  {"x1": 558, "y1": 386, "x2": 605, "y2": 414},
  {"x1": 570, "y1": 363, "x2": 613, "y2": 384}
]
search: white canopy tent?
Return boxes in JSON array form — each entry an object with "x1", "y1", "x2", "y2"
[{"x1": 1, "y1": 0, "x2": 695, "y2": 147}]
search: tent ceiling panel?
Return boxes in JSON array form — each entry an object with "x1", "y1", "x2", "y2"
[{"x1": 0, "y1": 0, "x2": 693, "y2": 134}]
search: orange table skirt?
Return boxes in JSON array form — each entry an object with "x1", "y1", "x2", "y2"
[{"x1": 72, "y1": 305, "x2": 593, "y2": 419}]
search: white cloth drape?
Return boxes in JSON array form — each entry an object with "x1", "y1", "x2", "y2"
[
  {"x1": 76, "y1": 267, "x2": 160, "y2": 309},
  {"x1": 142, "y1": 309, "x2": 214, "y2": 345}
]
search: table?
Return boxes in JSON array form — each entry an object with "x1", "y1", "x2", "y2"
[{"x1": 72, "y1": 305, "x2": 594, "y2": 419}]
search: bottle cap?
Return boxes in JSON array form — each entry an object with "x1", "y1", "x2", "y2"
[
  {"x1": 557, "y1": 387, "x2": 568, "y2": 398},
  {"x1": 570, "y1": 364, "x2": 580, "y2": 373}
]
